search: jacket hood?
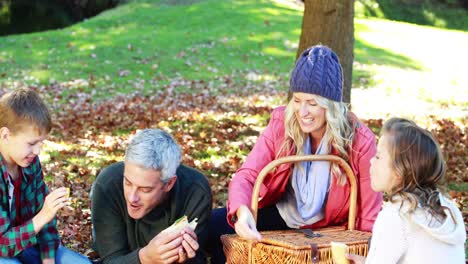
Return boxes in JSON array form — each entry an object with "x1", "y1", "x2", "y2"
[{"x1": 408, "y1": 193, "x2": 466, "y2": 245}]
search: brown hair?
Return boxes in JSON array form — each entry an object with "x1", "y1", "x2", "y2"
[
  {"x1": 382, "y1": 117, "x2": 447, "y2": 221},
  {"x1": 0, "y1": 88, "x2": 52, "y2": 135}
]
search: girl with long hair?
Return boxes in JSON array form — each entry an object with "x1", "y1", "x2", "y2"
[{"x1": 347, "y1": 118, "x2": 466, "y2": 263}]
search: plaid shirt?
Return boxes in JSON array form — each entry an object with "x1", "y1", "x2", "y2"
[{"x1": 0, "y1": 155, "x2": 60, "y2": 259}]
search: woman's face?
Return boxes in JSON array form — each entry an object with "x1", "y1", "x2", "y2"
[{"x1": 292, "y1": 92, "x2": 327, "y2": 140}]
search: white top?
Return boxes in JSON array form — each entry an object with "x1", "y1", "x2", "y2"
[
  {"x1": 365, "y1": 194, "x2": 466, "y2": 264},
  {"x1": 7, "y1": 175, "x2": 14, "y2": 214}
]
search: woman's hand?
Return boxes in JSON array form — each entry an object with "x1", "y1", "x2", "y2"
[{"x1": 234, "y1": 205, "x2": 262, "y2": 241}]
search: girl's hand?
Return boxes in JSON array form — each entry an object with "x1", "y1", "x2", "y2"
[
  {"x1": 234, "y1": 205, "x2": 262, "y2": 241},
  {"x1": 42, "y1": 258, "x2": 55, "y2": 264},
  {"x1": 346, "y1": 253, "x2": 366, "y2": 264}
]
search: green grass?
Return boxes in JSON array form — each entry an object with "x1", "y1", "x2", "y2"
[
  {"x1": 448, "y1": 182, "x2": 468, "y2": 192},
  {"x1": 355, "y1": 0, "x2": 468, "y2": 31},
  {"x1": 0, "y1": 0, "x2": 467, "y2": 111},
  {"x1": 351, "y1": 18, "x2": 468, "y2": 120},
  {"x1": 0, "y1": 0, "x2": 302, "y2": 96},
  {"x1": 0, "y1": 1, "x2": 465, "y2": 255}
]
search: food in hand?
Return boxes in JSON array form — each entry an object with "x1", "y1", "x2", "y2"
[
  {"x1": 166, "y1": 215, "x2": 198, "y2": 233},
  {"x1": 64, "y1": 187, "x2": 70, "y2": 198},
  {"x1": 331, "y1": 241, "x2": 349, "y2": 264}
]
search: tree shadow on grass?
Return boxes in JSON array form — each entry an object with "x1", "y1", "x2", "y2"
[
  {"x1": 0, "y1": 0, "x2": 427, "y2": 95},
  {"x1": 158, "y1": 0, "x2": 206, "y2": 6},
  {"x1": 359, "y1": 0, "x2": 468, "y2": 31},
  {"x1": 355, "y1": 38, "x2": 423, "y2": 70},
  {"x1": 352, "y1": 37, "x2": 424, "y2": 89}
]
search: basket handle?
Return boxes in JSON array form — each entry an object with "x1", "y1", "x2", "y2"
[{"x1": 251, "y1": 154, "x2": 358, "y2": 231}]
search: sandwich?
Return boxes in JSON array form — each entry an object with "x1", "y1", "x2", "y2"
[
  {"x1": 330, "y1": 241, "x2": 349, "y2": 264},
  {"x1": 165, "y1": 215, "x2": 198, "y2": 233}
]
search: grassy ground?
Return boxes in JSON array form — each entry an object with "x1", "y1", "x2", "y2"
[
  {"x1": 0, "y1": 0, "x2": 466, "y2": 256},
  {"x1": 1, "y1": 0, "x2": 302, "y2": 96},
  {"x1": 355, "y1": 0, "x2": 468, "y2": 31},
  {"x1": 0, "y1": 0, "x2": 466, "y2": 115},
  {"x1": 0, "y1": 0, "x2": 466, "y2": 188},
  {"x1": 352, "y1": 18, "x2": 468, "y2": 121}
]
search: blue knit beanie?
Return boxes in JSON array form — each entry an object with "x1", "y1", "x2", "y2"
[{"x1": 289, "y1": 45, "x2": 343, "y2": 102}]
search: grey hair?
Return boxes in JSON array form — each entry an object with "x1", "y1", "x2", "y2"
[{"x1": 125, "y1": 129, "x2": 182, "y2": 182}]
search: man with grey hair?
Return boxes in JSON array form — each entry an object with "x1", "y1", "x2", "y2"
[{"x1": 91, "y1": 129, "x2": 212, "y2": 264}]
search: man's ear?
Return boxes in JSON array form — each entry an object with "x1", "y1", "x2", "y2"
[
  {"x1": 163, "y1": 176, "x2": 177, "y2": 192},
  {"x1": 0, "y1": 127, "x2": 10, "y2": 142}
]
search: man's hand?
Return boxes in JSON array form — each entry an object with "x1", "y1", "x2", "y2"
[
  {"x1": 234, "y1": 205, "x2": 262, "y2": 241},
  {"x1": 177, "y1": 228, "x2": 199, "y2": 263},
  {"x1": 139, "y1": 230, "x2": 183, "y2": 264}
]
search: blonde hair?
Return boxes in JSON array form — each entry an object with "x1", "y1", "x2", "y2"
[
  {"x1": 278, "y1": 94, "x2": 355, "y2": 185},
  {"x1": 0, "y1": 88, "x2": 51, "y2": 135},
  {"x1": 383, "y1": 118, "x2": 448, "y2": 221}
]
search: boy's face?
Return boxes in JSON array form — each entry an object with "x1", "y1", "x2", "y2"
[{"x1": 0, "y1": 124, "x2": 47, "y2": 168}]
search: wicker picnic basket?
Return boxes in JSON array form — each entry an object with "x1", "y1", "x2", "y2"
[{"x1": 221, "y1": 155, "x2": 372, "y2": 264}]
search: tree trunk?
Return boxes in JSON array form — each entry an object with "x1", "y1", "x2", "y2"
[{"x1": 296, "y1": 0, "x2": 354, "y2": 103}]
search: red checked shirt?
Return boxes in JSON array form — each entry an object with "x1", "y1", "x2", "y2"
[{"x1": 0, "y1": 155, "x2": 60, "y2": 259}]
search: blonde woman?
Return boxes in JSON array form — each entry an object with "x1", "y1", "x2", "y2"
[{"x1": 207, "y1": 45, "x2": 383, "y2": 264}]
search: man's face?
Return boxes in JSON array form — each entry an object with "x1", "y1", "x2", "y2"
[{"x1": 123, "y1": 161, "x2": 174, "y2": 220}]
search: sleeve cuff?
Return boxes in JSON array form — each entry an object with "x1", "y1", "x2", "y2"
[
  {"x1": 22, "y1": 219, "x2": 38, "y2": 247},
  {"x1": 226, "y1": 203, "x2": 239, "y2": 227},
  {"x1": 39, "y1": 241, "x2": 60, "y2": 260}
]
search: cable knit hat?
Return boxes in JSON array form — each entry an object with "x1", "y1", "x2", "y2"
[{"x1": 289, "y1": 45, "x2": 343, "y2": 102}]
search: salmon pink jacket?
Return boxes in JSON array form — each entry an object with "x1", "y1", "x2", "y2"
[{"x1": 227, "y1": 106, "x2": 382, "y2": 232}]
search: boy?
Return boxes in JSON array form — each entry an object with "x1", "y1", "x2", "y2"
[{"x1": 0, "y1": 88, "x2": 90, "y2": 264}]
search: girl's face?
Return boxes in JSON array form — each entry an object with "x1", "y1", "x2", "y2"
[
  {"x1": 370, "y1": 134, "x2": 401, "y2": 193},
  {"x1": 292, "y1": 92, "x2": 327, "y2": 140}
]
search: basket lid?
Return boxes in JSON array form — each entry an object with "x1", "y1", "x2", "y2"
[{"x1": 254, "y1": 229, "x2": 371, "y2": 250}]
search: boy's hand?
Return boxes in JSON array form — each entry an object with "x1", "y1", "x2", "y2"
[
  {"x1": 33, "y1": 187, "x2": 70, "y2": 233},
  {"x1": 41, "y1": 187, "x2": 70, "y2": 221}
]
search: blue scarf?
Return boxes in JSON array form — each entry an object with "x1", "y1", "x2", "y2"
[
  {"x1": 276, "y1": 136, "x2": 331, "y2": 228},
  {"x1": 292, "y1": 136, "x2": 331, "y2": 220}
]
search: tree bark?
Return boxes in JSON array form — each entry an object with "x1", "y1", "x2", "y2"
[{"x1": 296, "y1": 0, "x2": 354, "y2": 103}]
